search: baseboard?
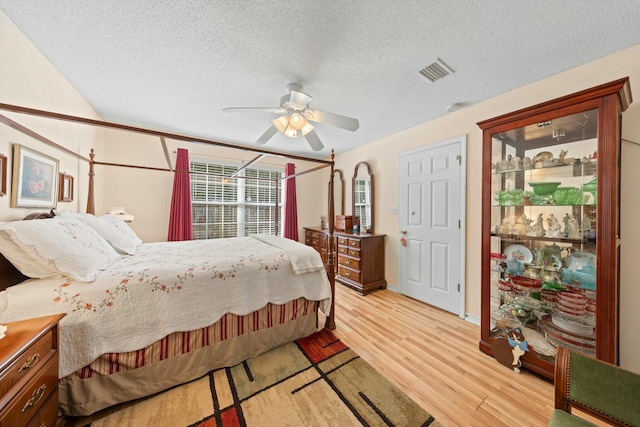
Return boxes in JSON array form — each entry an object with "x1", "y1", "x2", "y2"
[
  {"x1": 465, "y1": 313, "x2": 480, "y2": 325},
  {"x1": 385, "y1": 283, "x2": 398, "y2": 292}
]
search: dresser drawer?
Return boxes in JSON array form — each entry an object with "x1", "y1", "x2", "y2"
[
  {"x1": 338, "y1": 265, "x2": 361, "y2": 283},
  {"x1": 347, "y1": 248, "x2": 359, "y2": 257},
  {"x1": 347, "y1": 239, "x2": 361, "y2": 248},
  {"x1": 0, "y1": 329, "x2": 55, "y2": 398},
  {"x1": 26, "y1": 389, "x2": 58, "y2": 427},
  {"x1": 338, "y1": 255, "x2": 360, "y2": 270},
  {"x1": 0, "y1": 356, "x2": 58, "y2": 427},
  {"x1": 305, "y1": 236, "x2": 319, "y2": 248},
  {"x1": 337, "y1": 245, "x2": 348, "y2": 255},
  {"x1": 337, "y1": 236, "x2": 349, "y2": 246}
]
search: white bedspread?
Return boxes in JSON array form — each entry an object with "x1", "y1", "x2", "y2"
[{"x1": 0, "y1": 236, "x2": 331, "y2": 378}]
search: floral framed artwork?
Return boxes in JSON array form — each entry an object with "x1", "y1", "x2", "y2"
[
  {"x1": 59, "y1": 172, "x2": 74, "y2": 202},
  {"x1": 11, "y1": 144, "x2": 59, "y2": 208},
  {"x1": 0, "y1": 153, "x2": 6, "y2": 197}
]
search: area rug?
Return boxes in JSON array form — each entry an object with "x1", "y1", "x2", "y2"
[{"x1": 73, "y1": 329, "x2": 439, "y2": 427}]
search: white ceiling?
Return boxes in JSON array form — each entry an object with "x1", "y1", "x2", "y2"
[{"x1": 2, "y1": 1, "x2": 640, "y2": 159}]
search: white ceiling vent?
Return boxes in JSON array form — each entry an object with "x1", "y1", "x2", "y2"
[{"x1": 419, "y1": 58, "x2": 455, "y2": 82}]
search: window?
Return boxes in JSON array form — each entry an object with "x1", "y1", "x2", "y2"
[{"x1": 190, "y1": 161, "x2": 283, "y2": 239}]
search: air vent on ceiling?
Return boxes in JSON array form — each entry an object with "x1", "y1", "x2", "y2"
[{"x1": 419, "y1": 58, "x2": 455, "y2": 82}]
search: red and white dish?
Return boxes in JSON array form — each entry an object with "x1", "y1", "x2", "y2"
[{"x1": 557, "y1": 291, "x2": 587, "y2": 304}]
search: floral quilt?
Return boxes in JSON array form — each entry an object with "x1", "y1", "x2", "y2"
[{"x1": 0, "y1": 236, "x2": 331, "y2": 378}]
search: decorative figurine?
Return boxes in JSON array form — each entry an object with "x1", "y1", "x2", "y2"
[
  {"x1": 558, "y1": 149, "x2": 569, "y2": 165},
  {"x1": 568, "y1": 215, "x2": 581, "y2": 239},
  {"x1": 491, "y1": 328, "x2": 530, "y2": 373},
  {"x1": 562, "y1": 213, "x2": 570, "y2": 237},
  {"x1": 516, "y1": 213, "x2": 531, "y2": 236},
  {"x1": 545, "y1": 213, "x2": 562, "y2": 238},
  {"x1": 528, "y1": 213, "x2": 545, "y2": 237},
  {"x1": 522, "y1": 156, "x2": 532, "y2": 169}
]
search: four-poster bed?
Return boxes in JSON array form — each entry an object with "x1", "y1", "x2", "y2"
[{"x1": 0, "y1": 103, "x2": 337, "y2": 417}]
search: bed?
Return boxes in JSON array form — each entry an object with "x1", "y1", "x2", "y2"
[
  {"x1": 0, "y1": 213, "x2": 332, "y2": 416},
  {"x1": 0, "y1": 104, "x2": 338, "y2": 417}
]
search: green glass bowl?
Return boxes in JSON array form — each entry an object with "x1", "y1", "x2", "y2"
[
  {"x1": 552, "y1": 186, "x2": 581, "y2": 205},
  {"x1": 528, "y1": 181, "x2": 562, "y2": 196}
]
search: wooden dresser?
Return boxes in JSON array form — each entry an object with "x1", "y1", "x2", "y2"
[
  {"x1": 0, "y1": 313, "x2": 65, "y2": 427},
  {"x1": 335, "y1": 231, "x2": 386, "y2": 295},
  {"x1": 303, "y1": 227, "x2": 331, "y2": 267}
]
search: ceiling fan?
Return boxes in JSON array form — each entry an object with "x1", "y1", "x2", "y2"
[{"x1": 223, "y1": 83, "x2": 359, "y2": 151}]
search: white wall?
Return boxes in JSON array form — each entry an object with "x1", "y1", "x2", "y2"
[
  {"x1": 0, "y1": 10, "x2": 105, "y2": 218},
  {"x1": 334, "y1": 44, "x2": 640, "y2": 373}
]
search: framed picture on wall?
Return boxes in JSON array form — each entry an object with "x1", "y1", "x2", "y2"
[
  {"x1": 59, "y1": 172, "x2": 74, "y2": 202},
  {"x1": 0, "y1": 153, "x2": 6, "y2": 197},
  {"x1": 11, "y1": 144, "x2": 59, "y2": 208}
]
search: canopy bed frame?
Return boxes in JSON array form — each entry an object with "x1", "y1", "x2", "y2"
[{"x1": 0, "y1": 103, "x2": 337, "y2": 417}]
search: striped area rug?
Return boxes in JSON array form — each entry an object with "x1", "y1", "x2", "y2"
[{"x1": 74, "y1": 329, "x2": 439, "y2": 427}]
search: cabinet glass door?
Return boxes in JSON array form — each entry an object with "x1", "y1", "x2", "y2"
[{"x1": 489, "y1": 108, "x2": 599, "y2": 362}]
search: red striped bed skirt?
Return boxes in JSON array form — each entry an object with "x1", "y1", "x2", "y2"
[{"x1": 60, "y1": 298, "x2": 318, "y2": 383}]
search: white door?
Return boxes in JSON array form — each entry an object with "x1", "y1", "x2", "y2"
[{"x1": 398, "y1": 136, "x2": 466, "y2": 317}]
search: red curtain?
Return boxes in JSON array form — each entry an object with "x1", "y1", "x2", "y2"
[
  {"x1": 283, "y1": 163, "x2": 298, "y2": 240},
  {"x1": 167, "y1": 148, "x2": 193, "y2": 241}
]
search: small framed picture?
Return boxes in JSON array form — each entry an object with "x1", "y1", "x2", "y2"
[
  {"x1": 11, "y1": 144, "x2": 59, "y2": 208},
  {"x1": 0, "y1": 153, "x2": 6, "y2": 197},
  {"x1": 59, "y1": 172, "x2": 74, "y2": 202}
]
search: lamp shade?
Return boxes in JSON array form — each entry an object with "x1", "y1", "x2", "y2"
[
  {"x1": 273, "y1": 115, "x2": 289, "y2": 133},
  {"x1": 273, "y1": 113, "x2": 313, "y2": 138}
]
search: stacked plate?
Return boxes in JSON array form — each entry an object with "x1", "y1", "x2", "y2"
[
  {"x1": 510, "y1": 276, "x2": 542, "y2": 294},
  {"x1": 539, "y1": 315, "x2": 595, "y2": 356},
  {"x1": 555, "y1": 291, "x2": 587, "y2": 319}
]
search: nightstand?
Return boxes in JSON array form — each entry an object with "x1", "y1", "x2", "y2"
[{"x1": 0, "y1": 313, "x2": 65, "y2": 427}]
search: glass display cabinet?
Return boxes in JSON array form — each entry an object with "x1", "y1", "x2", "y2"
[{"x1": 478, "y1": 78, "x2": 632, "y2": 379}]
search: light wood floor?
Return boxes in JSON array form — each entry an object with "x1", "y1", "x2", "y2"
[{"x1": 327, "y1": 284, "x2": 556, "y2": 427}]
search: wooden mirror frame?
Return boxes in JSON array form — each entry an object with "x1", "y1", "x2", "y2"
[
  {"x1": 329, "y1": 169, "x2": 345, "y2": 218},
  {"x1": 352, "y1": 161, "x2": 374, "y2": 234}
]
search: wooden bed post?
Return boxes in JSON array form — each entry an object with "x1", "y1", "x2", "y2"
[
  {"x1": 325, "y1": 150, "x2": 336, "y2": 330},
  {"x1": 86, "y1": 149, "x2": 96, "y2": 215}
]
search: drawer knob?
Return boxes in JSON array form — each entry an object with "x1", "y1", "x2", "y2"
[
  {"x1": 345, "y1": 259, "x2": 351, "y2": 265},
  {"x1": 22, "y1": 384, "x2": 46, "y2": 413},
  {"x1": 18, "y1": 353, "x2": 40, "y2": 373},
  {"x1": 345, "y1": 271, "x2": 351, "y2": 276}
]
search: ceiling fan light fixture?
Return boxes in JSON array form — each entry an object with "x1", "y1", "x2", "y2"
[
  {"x1": 283, "y1": 126, "x2": 298, "y2": 138},
  {"x1": 288, "y1": 112, "x2": 305, "y2": 130},
  {"x1": 300, "y1": 120, "x2": 314, "y2": 136},
  {"x1": 273, "y1": 115, "x2": 289, "y2": 133}
]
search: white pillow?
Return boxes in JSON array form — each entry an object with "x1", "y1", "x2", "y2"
[
  {"x1": 0, "y1": 217, "x2": 121, "y2": 282},
  {"x1": 0, "y1": 232, "x2": 58, "y2": 278},
  {"x1": 52, "y1": 209, "x2": 94, "y2": 221},
  {"x1": 84, "y1": 214, "x2": 142, "y2": 255}
]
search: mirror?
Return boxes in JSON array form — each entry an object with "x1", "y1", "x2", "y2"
[
  {"x1": 328, "y1": 169, "x2": 345, "y2": 222},
  {"x1": 352, "y1": 161, "x2": 374, "y2": 234}
]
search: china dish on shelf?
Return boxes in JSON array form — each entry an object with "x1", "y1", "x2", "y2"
[
  {"x1": 503, "y1": 244, "x2": 533, "y2": 264},
  {"x1": 551, "y1": 313, "x2": 595, "y2": 337}
]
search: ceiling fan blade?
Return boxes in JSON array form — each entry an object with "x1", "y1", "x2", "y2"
[
  {"x1": 223, "y1": 107, "x2": 286, "y2": 113},
  {"x1": 304, "y1": 129, "x2": 324, "y2": 151},
  {"x1": 289, "y1": 90, "x2": 312, "y2": 108},
  {"x1": 256, "y1": 125, "x2": 278, "y2": 145},
  {"x1": 304, "y1": 109, "x2": 359, "y2": 131}
]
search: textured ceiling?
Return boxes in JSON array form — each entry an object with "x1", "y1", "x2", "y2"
[{"x1": 2, "y1": 1, "x2": 640, "y2": 159}]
